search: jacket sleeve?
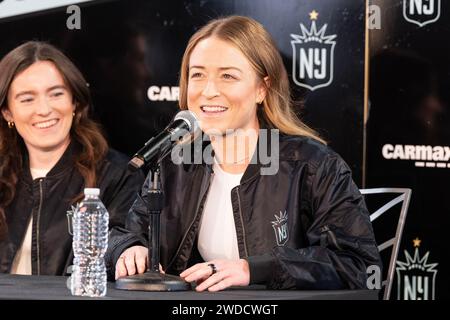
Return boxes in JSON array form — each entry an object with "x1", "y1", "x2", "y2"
[
  {"x1": 101, "y1": 167, "x2": 145, "y2": 230},
  {"x1": 247, "y1": 154, "x2": 382, "y2": 290},
  {"x1": 105, "y1": 171, "x2": 151, "y2": 280}
]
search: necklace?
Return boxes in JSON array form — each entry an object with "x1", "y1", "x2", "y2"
[
  {"x1": 230, "y1": 155, "x2": 250, "y2": 164},
  {"x1": 215, "y1": 154, "x2": 251, "y2": 165}
]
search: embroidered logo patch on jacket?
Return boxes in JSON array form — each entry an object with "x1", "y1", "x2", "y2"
[{"x1": 271, "y1": 210, "x2": 289, "y2": 246}]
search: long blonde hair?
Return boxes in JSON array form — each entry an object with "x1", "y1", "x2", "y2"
[{"x1": 178, "y1": 15, "x2": 326, "y2": 145}]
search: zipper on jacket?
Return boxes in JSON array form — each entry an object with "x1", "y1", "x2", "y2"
[
  {"x1": 166, "y1": 176, "x2": 212, "y2": 271},
  {"x1": 36, "y1": 179, "x2": 44, "y2": 275},
  {"x1": 166, "y1": 210, "x2": 201, "y2": 271},
  {"x1": 236, "y1": 186, "x2": 249, "y2": 258}
]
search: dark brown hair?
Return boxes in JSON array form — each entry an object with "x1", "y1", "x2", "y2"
[{"x1": 0, "y1": 41, "x2": 108, "y2": 238}]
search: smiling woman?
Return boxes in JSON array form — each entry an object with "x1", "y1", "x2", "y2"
[
  {"x1": 108, "y1": 16, "x2": 381, "y2": 292},
  {"x1": 0, "y1": 41, "x2": 144, "y2": 274},
  {"x1": 4, "y1": 60, "x2": 75, "y2": 159}
]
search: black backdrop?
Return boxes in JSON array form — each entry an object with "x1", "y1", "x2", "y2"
[
  {"x1": 367, "y1": 0, "x2": 449, "y2": 300},
  {"x1": 0, "y1": 0, "x2": 366, "y2": 183}
]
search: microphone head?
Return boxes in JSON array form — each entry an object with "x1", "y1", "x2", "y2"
[{"x1": 174, "y1": 110, "x2": 201, "y2": 136}]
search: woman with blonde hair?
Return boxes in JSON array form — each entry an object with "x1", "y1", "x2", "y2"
[{"x1": 108, "y1": 15, "x2": 381, "y2": 291}]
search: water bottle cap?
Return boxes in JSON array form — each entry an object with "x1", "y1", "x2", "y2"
[{"x1": 84, "y1": 188, "x2": 100, "y2": 196}]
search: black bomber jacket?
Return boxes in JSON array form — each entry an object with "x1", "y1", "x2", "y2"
[
  {"x1": 107, "y1": 134, "x2": 382, "y2": 289},
  {"x1": 0, "y1": 142, "x2": 144, "y2": 275}
]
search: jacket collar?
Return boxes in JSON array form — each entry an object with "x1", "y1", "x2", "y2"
[
  {"x1": 241, "y1": 127, "x2": 278, "y2": 184},
  {"x1": 22, "y1": 140, "x2": 79, "y2": 182}
]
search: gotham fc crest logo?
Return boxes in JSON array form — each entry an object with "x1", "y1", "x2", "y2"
[
  {"x1": 396, "y1": 238, "x2": 438, "y2": 300},
  {"x1": 290, "y1": 10, "x2": 337, "y2": 91},
  {"x1": 66, "y1": 204, "x2": 80, "y2": 236},
  {"x1": 403, "y1": 0, "x2": 441, "y2": 27},
  {"x1": 271, "y1": 211, "x2": 289, "y2": 246}
]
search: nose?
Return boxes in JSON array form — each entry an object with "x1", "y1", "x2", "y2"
[
  {"x1": 201, "y1": 79, "x2": 220, "y2": 99},
  {"x1": 35, "y1": 97, "x2": 52, "y2": 117}
]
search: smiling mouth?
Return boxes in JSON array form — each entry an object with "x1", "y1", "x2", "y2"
[
  {"x1": 32, "y1": 119, "x2": 59, "y2": 129},
  {"x1": 200, "y1": 105, "x2": 229, "y2": 113}
]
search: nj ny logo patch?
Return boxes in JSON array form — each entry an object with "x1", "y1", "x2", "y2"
[
  {"x1": 403, "y1": 0, "x2": 441, "y2": 27},
  {"x1": 66, "y1": 203, "x2": 80, "y2": 236},
  {"x1": 271, "y1": 211, "x2": 289, "y2": 246}
]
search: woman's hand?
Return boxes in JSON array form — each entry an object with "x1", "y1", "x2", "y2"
[
  {"x1": 180, "y1": 259, "x2": 250, "y2": 292},
  {"x1": 115, "y1": 245, "x2": 148, "y2": 279}
]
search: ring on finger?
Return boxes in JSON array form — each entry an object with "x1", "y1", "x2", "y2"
[{"x1": 208, "y1": 263, "x2": 217, "y2": 275}]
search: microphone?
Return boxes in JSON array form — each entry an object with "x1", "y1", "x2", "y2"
[{"x1": 128, "y1": 110, "x2": 200, "y2": 171}]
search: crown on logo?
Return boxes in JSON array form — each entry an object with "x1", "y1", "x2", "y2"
[
  {"x1": 66, "y1": 203, "x2": 80, "y2": 216},
  {"x1": 396, "y1": 248, "x2": 438, "y2": 272},
  {"x1": 291, "y1": 21, "x2": 337, "y2": 44},
  {"x1": 271, "y1": 210, "x2": 288, "y2": 225}
]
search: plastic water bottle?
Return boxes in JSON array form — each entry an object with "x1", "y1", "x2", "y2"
[{"x1": 71, "y1": 188, "x2": 109, "y2": 297}]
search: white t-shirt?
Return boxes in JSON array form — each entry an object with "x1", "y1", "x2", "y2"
[
  {"x1": 10, "y1": 168, "x2": 49, "y2": 275},
  {"x1": 197, "y1": 160, "x2": 243, "y2": 262}
]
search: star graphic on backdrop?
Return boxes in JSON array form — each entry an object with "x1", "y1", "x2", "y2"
[
  {"x1": 413, "y1": 237, "x2": 421, "y2": 247},
  {"x1": 309, "y1": 10, "x2": 319, "y2": 20}
]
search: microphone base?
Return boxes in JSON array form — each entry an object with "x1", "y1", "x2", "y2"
[{"x1": 115, "y1": 271, "x2": 192, "y2": 291}]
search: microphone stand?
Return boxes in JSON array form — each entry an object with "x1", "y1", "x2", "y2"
[{"x1": 115, "y1": 164, "x2": 191, "y2": 291}]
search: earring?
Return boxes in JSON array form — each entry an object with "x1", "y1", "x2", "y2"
[
  {"x1": 7, "y1": 121, "x2": 14, "y2": 128},
  {"x1": 72, "y1": 111, "x2": 76, "y2": 117}
]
